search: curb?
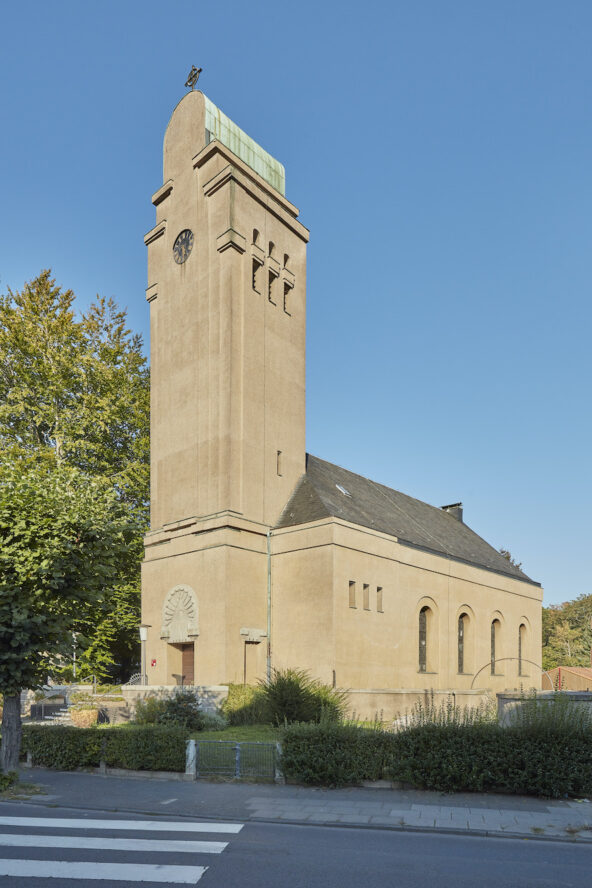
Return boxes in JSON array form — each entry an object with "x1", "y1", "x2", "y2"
[{"x1": 4, "y1": 796, "x2": 592, "y2": 845}]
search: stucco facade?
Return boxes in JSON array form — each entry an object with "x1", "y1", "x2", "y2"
[{"x1": 141, "y1": 90, "x2": 542, "y2": 718}]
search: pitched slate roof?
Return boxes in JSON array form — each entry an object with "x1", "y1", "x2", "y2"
[{"x1": 275, "y1": 455, "x2": 538, "y2": 585}]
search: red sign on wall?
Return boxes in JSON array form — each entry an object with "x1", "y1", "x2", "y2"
[{"x1": 151, "y1": 659, "x2": 157, "y2": 667}]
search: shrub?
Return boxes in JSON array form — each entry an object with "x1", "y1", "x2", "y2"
[
  {"x1": 22, "y1": 724, "x2": 188, "y2": 772},
  {"x1": 220, "y1": 684, "x2": 268, "y2": 726},
  {"x1": 135, "y1": 690, "x2": 204, "y2": 730},
  {"x1": 281, "y1": 723, "x2": 391, "y2": 786},
  {"x1": 23, "y1": 726, "x2": 103, "y2": 770},
  {"x1": 259, "y1": 668, "x2": 348, "y2": 725},
  {"x1": 388, "y1": 722, "x2": 592, "y2": 798},
  {"x1": 102, "y1": 726, "x2": 187, "y2": 771},
  {"x1": 280, "y1": 694, "x2": 592, "y2": 797},
  {"x1": 199, "y1": 712, "x2": 228, "y2": 731},
  {"x1": 398, "y1": 691, "x2": 496, "y2": 728},
  {"x1": 0, "y1": 771, "x2": 17, "y2": 792},
  {"x1": 134, "y1": 695, "x2": 167, "y2": 725}
]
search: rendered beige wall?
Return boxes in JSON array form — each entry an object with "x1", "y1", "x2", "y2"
[
  {"x1": 270, "y1": 518, "x2": 542, "y2": 718},
  {"x1": 145, "y1": 90, "x2": 308, "y2": 532},
  {"x1": 142, "y1": 518, "x2": 269, "y2": 686}
]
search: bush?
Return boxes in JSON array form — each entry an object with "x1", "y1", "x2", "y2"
[
  {"x1": 220, "y1": 684, "x2": 268, "y2": 726},
  {"x1": 399, "y1": 691, "x2": 496, "y2": 728},
  {"x1": 259, "y1": 668, "x2": 348, "y2": 725},
  {"x1": 23, "y1": 726, "x2": 103, "y2": 770},
  {"x1": 281, "y1": 723, "x2": 391, "y2": 786},
  {"x1": 388, "y1": 722, "x2": 592, "y2": 798},
  {"x1": 135, "y1": 690, "x2": 204, "y2": 730},
  {"x1": 198, "y1": 712, "x2": 228, "y2": 731},
  {"x1": 0, "y1": 771, "x2": 17, "y2": 792},
  {"x1": 103, "y1": 726, "x2": 187, "y2": 771},
  {"x1": 22, "y1": 725, "x2": 188, "y2": 772},
  {"x1": 280, "y1": 693, "x2": 592, "y2": 797}
]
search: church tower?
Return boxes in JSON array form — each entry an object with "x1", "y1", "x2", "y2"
[{"x1": 141, "y1": 90, "x2": 309, "y2": 687}]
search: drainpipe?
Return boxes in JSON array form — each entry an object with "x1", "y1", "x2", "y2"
[{"x1": 266, "y1": 528, "x2": 272, "y2": 682}]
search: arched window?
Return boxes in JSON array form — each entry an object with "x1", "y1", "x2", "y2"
[
  {"x1": 283, "y1": 252, "x2": 289, "y2": 268},
  {"x1": 419, "y1": 606, "x2": 429, "y2": 673},
  {"x1": 518, "y1": 623, "x2": 526, "y2": 676},
  {"x1": 252, "y1": 228, "x2": 260, "y2": 245},
  {"x1": 491, "y1": 619, "x2": 501, "y2": 675},
  {"x1": 458, "y1": 613, "x2": 468, "y2": 674},
  {"x1": 268, "y1": 240, "x2": 275, "y2": 257}
]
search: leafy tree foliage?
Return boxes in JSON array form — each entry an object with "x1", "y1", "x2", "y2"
[
  {"x1": 0, "y1": 459, "x2": 140, "y2": 771},
  {"x1": 0, "y1": 271, "x2": 149, "y2": 682},
  {"x1": 542, "y1": 594, "x2": 592, "y2": 670}
]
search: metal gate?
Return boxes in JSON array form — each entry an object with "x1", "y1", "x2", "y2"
[{"x1": 195, "y1": 740, "x2": 281, "y2": 780}]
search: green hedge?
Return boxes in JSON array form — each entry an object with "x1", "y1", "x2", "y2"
[
  {"x1": 22, "y1": 725, "x2": 188, "y2": 773},
  {"x1": 281, "y1": 722, "x2": 592, "y2": 797},
  {"x1": 390, "y1": 724, "x2": 592, "y2": 798},
  {"x1": 281, "y1": 723, "x2": 392, "y2": 786}
]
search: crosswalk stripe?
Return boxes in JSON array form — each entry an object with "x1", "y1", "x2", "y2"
[
  {"x1": 0, "y1": 860, "x2": 207, "y2": 883},
  {"x1": 0, "y1": 816, "x2": 242, "y2": 834},
  {"x1": 0, "y1": 833, "x2": 228, "y2": 853}
]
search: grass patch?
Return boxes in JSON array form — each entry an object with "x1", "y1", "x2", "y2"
[
  {"x1": 0, "y1": 780, "x2": 44, "y2": 800},
  {"x1": 191, "y1": 724, "x2": 280, "y2": 742}
]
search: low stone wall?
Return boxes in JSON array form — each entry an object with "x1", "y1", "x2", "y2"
[
  {"x1": 121, "y1": 684, "x2": 229, "y2": 714},
  {"x1": 346, "y1": 688, "x2": 491, "y2": 722},
  {"x1": 497, "y1": 690, "x2": 592, "y2": 726}
]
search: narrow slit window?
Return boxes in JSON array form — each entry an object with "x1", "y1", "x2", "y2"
[
  {"x1": 283, "y1": 253, "x2": 289, "y2": 268},
  {"x1": 419, "y1": 606, "x2": 429, "y2": 672},
  {"x1": 276, "y1": 450, "x2": 282, "y2": 476},
  {"x1": 252, "y1": 258, "x2": 261, "y2": 292},
  {"x1": 268, "y1": 271, "x2": 276, "y2": 304},
  {"x1": 377, "y1": 586, "x2": 383, "y2": 613},
  {"x1": 349, "y1": 581, "x2": 356, "y2": 608},
  {"x1": 458, "y1": 613, "x2": 467, "y2": 674},
  {"x1": 283, "y1": 282, "x2": 292, "y2": 315},
  {"x1": 268, "y1": 241, "x2": 274, "y2": 258},
  {"x1": 518, "y1": 623, "x2": 526, "y2": 676},
  {"x1": 252, "y1": 228, "x2": 260, "y2": 245},
  {"x1": 491, "y1": 619, "x2": 501, "y2": 675},
  {"x1": 363, "y1": 584, "x2": 370, "y2": 610}
]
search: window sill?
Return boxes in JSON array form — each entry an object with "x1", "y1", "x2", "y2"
[{"x1": 418, "y1": 671, "x2": 438, "y2": 675}]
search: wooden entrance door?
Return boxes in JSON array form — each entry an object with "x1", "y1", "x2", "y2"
[{"x1": 181, "y1": 643, "x2": 194, "y2": 685}]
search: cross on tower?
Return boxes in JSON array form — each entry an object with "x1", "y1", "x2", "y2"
[{"x1": 185, "y1": 65, "x2": 202, "y2": 90}]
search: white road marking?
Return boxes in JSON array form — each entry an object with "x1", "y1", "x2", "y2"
[
  {"x1": 161, "y1": 797, "x2": 178, "y2": 805},
  {"x1": 0, "y1": 833, "x2": 228, "y2": 853},
  {"x1": 0, "y1": 816, "x2": 242, "y2": 833},
  {"x1": 0, "y1": 859, "x2": 207, "y2": 883}
]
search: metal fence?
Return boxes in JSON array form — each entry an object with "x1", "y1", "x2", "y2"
[{"x1": 195, "y1": 741, "x2": 281, "y2": 781}]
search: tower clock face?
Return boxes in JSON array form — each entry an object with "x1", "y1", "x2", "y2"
[{"x1": 173, "y1": 229, "x2": 194, "y2": 264}]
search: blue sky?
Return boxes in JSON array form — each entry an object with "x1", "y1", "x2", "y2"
[{"x1": 1, "y1": 1, "x2": 590, "y2": 606}]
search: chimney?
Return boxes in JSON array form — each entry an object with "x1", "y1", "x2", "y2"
[{"x1": 441, "y1": 502, "x2": 463, "y2": 523}]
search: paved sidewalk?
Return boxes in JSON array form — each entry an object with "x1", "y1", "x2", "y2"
[{"x1": 8, "y1": 767, "x2": 592, "y2": 843}]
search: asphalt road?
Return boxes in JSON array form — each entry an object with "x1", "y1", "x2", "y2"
[{"x1": 0, "y1": 802, "x2": 588, "y2": 887}]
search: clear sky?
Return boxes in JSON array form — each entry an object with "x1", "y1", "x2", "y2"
[{"x1": 1, "y1": 1, "x2": 590, "y2": 606}]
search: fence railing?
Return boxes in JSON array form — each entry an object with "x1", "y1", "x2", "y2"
[{"x1": 186, "y1": 740, "x2": 282, "y2": 782}]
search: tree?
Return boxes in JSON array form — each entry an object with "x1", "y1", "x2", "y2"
[
  {"x1": 0, "y1": 271, "x2": 150, "y2": 681},
  {"x1": 499, "y1": 548, "x2": 523, "y2": 571},
  {"x1": 0, "y1": 270, "x2": 149, "y2": 511},
  {"x1": 0, "y1": 459, "x2": 139, "y2": 772},
  {"x1": 542, "y1": 594, "x2": 592, "y2": 671}
]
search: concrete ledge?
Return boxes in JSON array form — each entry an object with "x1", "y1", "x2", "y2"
[{"x1": 96, "y1": 767, "x2": 193, "y2": 782}]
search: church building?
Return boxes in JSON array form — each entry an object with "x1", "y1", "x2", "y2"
[{"x1": 140, "y1": 88, "x2": 542, "y2": 717}]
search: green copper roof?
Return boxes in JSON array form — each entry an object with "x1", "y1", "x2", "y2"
[{"x1": 204, "y1": 95, "x2": 285, "y2": 196}]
